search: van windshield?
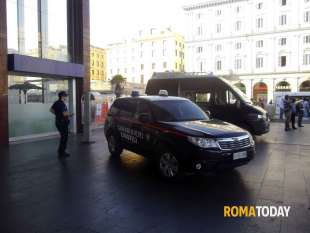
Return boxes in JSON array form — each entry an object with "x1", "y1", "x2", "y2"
[
  {"x1": 151, "y1": 100, "x2": 209, "y2": 122},
  {"x1": 220, "y1": 78, "x2": 252, "y2": 104}
]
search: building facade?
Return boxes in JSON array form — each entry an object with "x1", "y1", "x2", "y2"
[
  {"x1": 184, "y1": 0, "x2": 310, "y2": 104},
  {"x1": 106, "y1": 28, "x2": 185, "y2": 86},
  {"x1": 0, "y1": 0, "x2": 90, "y2": 145},
  {"x1": 90, "y1": 46, "x2": 110, "y2": 91}
]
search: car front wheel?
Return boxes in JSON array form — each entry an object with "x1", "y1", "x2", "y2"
[
  {"x1": 157, "y1": 150, "x2": 182, "y2": 180},
  {"x1": 107, "y1": 134, "x2": 123, "y2": 157}
]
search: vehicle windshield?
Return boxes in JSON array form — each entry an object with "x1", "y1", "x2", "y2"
[
  {"x1": 231, "y1": 86, "x2": 252, "y2": 104},
  {"x1": 220, "y1": 78, "x2": 252, "y2": 104},
  {"x1": 151, "y1": 100, "x2": 209, "y2": 122}
]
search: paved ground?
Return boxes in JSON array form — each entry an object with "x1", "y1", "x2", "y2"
[{"x1": 0, "y1": 123, "x2": 310, "y2": 233}]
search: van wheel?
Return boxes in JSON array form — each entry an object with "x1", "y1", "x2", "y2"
[
  {"x1": 157, "y1": 148, "x2": 183, "y2": 180},
  {"x1": 107, "y1": 134, "x2": 123, "y2": 157}
]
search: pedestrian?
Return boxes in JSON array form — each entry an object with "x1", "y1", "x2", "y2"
[
  {"x1": 283, "y1": 95, "x2": 291, "y2": 131},
  {"x1": 296, "y1": 99, "x2": 304, "y2": 127},
  {"x1": 290, "y1": 98, "x2": 297, "y2": 130},
  {"x1": 258, "y1": 98, "x2": 265, "y2": 109},
  {"x1": 303, "y1": 98, "x2": 309, "y2": 118},
  {"x1": 50, "y1": 91, "x2": 73, "y2": 158},
  {"x1": 279, "y1": 97, "x2": 284, "y2": 120},
  {"x1": 267, "y1": 100, "x2": 275, "y2": 120}
]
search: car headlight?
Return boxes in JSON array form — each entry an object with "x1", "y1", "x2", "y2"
[
  {"x1": 257, "y1": 114, "x2": 267, "y2": 120},
  {"x1": 187, "y1": 136, "x2": 219, "y2": 149},
  {"x1": 248, "y1": 133, "x2": 255, "y2": 146}
]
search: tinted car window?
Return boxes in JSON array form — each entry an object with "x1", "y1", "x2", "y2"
[
  {"x1": 138, "y1": 100, "x2": 151, "y2": 115},
  {"x1": 118, "y1": 99, "x2": 137, "y2": 119},
  {"x1": 151, "y1": 100, "x2": 208, "y2": 122}
]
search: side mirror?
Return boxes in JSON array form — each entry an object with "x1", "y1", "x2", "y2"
[
  {"x1": 138, "y1": 113, "x2": 151, "y2": 123},
  {"x1": 206, "y1": 110, "x2": 212, "y2": 119},
  {"x1": 236, "y1": 100, "x2": 241, "y2": 109}
]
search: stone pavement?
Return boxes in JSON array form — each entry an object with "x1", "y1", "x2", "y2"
[{"x1": 0, "y1": 123, "x2": 309, "y2": 233}]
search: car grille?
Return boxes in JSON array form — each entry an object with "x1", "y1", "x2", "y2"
[{"x1": 217, "y1": 135, "x2": 251, "y2": 151}]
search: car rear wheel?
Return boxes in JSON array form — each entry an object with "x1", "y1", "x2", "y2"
[
  {"x1": 107, "y1": 134, "x2": 123, "y2": 157},
  {"x1": 157, "y1": 150, "x2": 182, "y2": 180}
]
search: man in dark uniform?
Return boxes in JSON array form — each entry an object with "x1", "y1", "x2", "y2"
[{"x1": 50, "y1": 91, "x2": 73, "y2": 158}]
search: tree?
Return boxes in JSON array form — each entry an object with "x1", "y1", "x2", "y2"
[{"x1": 110, "y1": 74, "x2": 126, "y2": 98}]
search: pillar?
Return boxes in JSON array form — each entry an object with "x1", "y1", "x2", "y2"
[{"x1": 0, "y1": 0, "x2": 9, "y2": 145}]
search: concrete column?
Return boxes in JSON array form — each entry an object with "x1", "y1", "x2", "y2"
[
  {"x1": 0, "y1": 0, "x2": 9, "y2": 145},
  {"x1": 67, "y1": 0, "x2": 91, "y2": 140}
]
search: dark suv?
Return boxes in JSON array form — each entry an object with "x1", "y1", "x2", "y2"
[{"x1": 104, "y1": 94, "x2": 255, "y2": 179}]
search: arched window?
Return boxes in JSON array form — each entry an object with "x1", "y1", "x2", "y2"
[
  {"x1": 300, "y1": 80, "x2": 310, "y2": 92},
  {"x1": 253, "y1": 82, "x2": 268, "y2": 106},
  {"x1": 275, "y1": 81, "x2": 291, "y2": 92}
]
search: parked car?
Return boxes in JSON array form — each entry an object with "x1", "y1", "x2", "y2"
[{"x1": 104, "y1": 91, "x2": 255, "y2": 180}]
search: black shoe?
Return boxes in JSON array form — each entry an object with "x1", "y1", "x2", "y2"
[
  {"x1": 293, "y1": 127, "x2": 297, "y2": 130},
  {"x1": 58, "y1": 152, "x2": 70, "y2": 158},
  {"x1": 299, "y1": 125, "x2": 304, "y2": 127}
]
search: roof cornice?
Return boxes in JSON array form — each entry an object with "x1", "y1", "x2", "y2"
[{"x1": 183, "y1": 0, "x2": 248, "y2": 11}]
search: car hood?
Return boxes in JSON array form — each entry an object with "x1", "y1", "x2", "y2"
[{"x1": 160, "y1": 119, "x2": 248, "y2": 138}]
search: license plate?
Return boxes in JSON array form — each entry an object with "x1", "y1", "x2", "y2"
[{"x1": 233, "y1": 151, "x2": 247, "y2": 160}]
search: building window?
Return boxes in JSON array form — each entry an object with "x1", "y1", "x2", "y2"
[
  {"x1": 216, "y1": 60, "x2": 222, "y2": 70},
  {"x1": 216, "y1": 9, "x2": 222, "y2": 16},
  {"x1": 256, "y1": 57, "x2": 264, "y2": 68},
  {"x1": 279, "y1": 38, "x2": 287, "y2": 46},
  {"x1": 303, "y1": 53, "x2": 310, "y2": 65},
  {"x1": 152, "y1": 63, "x2": 156, "y2": 69},
  {"x1": 141, "y1": 64, "x2": 144, "y2": 70},
  {"x1": 140, "y1": 75, "x2": 144, "y2": 84},
  {"x1": 216, "y1": 24, "x2": 222, "y2": 33},
  {"x1": 235, "y1": 21, "x2": 241, "y2": 31},
  {"x1": 152, "y1": 50, "x2": 155, "y2": 57},
  {"x1": 304, "y1": 35, "x2": 310, "y2": 43},
  {"x1": 197, "y1": 26, "x2": 202, "y2": 36},
  {"x1": 163, "y1": 62, "x2": 167, "y2": 69},
  {"x1": 256, "y1": 40, "x2": 264, "y2": 48},
  {"x1": 216, "y1": 44, "x2": 222, "y2": 52},
  {"x1": 279, "y1": 56, "x2": 287, "y2": 67},
  {"x1": 235, "y1": 42, "x2": 242, "y2": 49},
  {"x1": 163, "y1": 49, "x2": 167, "y2": 56},
  {"x1": 196, "y1": 13, "x2": 201, "y2": 19},
  {"x1": 279, "y1": 15, "x2": 287, "y2": 25},
  {"x1": 281, "y1": 0, "x2": 287, "y2": 6},
  {"x1": 256, "y1": 18, "x2": 263, "y2": 28},
  {"x1": 304, "y1": 11, "x2": 310, "y2": 23},
  {"x1": 236, "y1": 6, "x2": 240, "y2": 13},
  {"x1": 235, "y1": 58, "x2": 242, "y2": 70},
  {"x1": 257, "y1": 2, "x2": 263, "y2": 9},
  {"x1": 197, "y1": 46, "x2": 203, "y2": 53},
  {"x1": 175, "y1": 63, "x2": 178, "y2": 69}
]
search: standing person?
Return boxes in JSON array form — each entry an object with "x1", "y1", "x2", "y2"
[
  {"x1": 279, "y1": 97, "x2": 284, "y2": 120},
  {"x1": 50, "y1": 91, "x2": 73, "y2": 158},
  {"x1": 283, "y1": 95, "x2": 291, "y2": 131},
  {"x1": 296, "y1": 99, "x2": 304, "y2": 127},
  {"x1": 304, "y1": 98, "x2": 309, "y2": 118},
  {"x1": 290, "y1": 98, "x2": 297, "y2": 130}
]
